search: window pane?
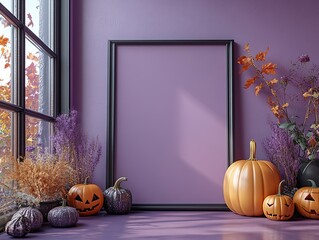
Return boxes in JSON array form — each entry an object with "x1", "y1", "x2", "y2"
[
  {"x1": 25, "y1": 0, "x2": 54, "y2": 49},
  {"x1": 25, "y1": 38, "x2": 53, "y2": 116},
  {"x1": 25, "y1": 116, "x2": 52, "y2": 158},
  {"x1": 0, "y1": 13, "x2": 16, "y2": 104},
  {"x1": 0, "y1": 108, "x2": 13, "y2": 155},
  {"x1": 0, "y1": 0, "x2": 16, "y2": 16},
  {"x1": 0, "y1": 109, "x2": 13, "y2": 212}
]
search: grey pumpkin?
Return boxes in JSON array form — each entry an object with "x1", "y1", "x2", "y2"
[
  {"x1": 5, "y1": 214, "x2": 31, "y2": 238},
  {"x1": 103, "y1": 177, "x2": 132, "y2": 214},
  {"x1": 12, "y1": 207, "x2": 43, "y2": 232},
  {"x1": 48, "y1": 199, "x2": 79, "y2": 228}
]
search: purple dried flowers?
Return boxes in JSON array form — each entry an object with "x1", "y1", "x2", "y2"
[
  {"x1": 51, "y1": 110, "x2": 102, "y2": 183},
  {"x1": 25, "y1": 146, "x2": 35, "y2": 152},
  {"x1": 263, "y1": 122, "x2": 300, "y2": 191},
  {"x1": 298, "y1": 54, "x2": 310, "y2": 63},
  {"x1": 276, "y1": 55, "x2": 319, "y2": 160}
]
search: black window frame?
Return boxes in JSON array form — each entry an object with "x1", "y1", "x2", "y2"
[{"x1": 0, "y1": 0, "x2": 69, "y2": 159}]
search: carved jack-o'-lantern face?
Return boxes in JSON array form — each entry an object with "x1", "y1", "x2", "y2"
[
  {"x1": 294, "y1": 180, "x2": 319, "y2": 219},
  {"x1": 262, "y1": 180, "x2": 294, "y2": 221},
  {"x1": 67, "y1": 178, "x2": 104, "y2": 216},
  {"x1": 263, "y1": 195, "x2": 294, "y2": 220}
]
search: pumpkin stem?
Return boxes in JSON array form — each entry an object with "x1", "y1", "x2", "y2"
[
  {"x1": 277, "y1": 180, "x2": 285, "y2": 195},
  {"x1": 62, "y1": 198, "x2": 67, "y2": 207},
  {"x1": 114, "y1": 177, "x2": 127, "y2": 189},
  {"x1": 249, "y1": 139, "x2": 256, "y2": 160},
  {"x1": 84, "y1": 176, "x2": 89, "y2": 184},
  {"x1": 307, "y1": 179, "x2": 317, "y2": 187}
]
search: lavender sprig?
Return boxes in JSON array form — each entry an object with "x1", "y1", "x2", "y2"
[
  {"x1": 298, "y1": 54, "x2": 310, "y2": 63},
  {"x1": 263, "y1": 122, "x2": 301, "y2": 191},
  {"x1": 51, "y1": 110, "x2": 102, "y2": 183}
]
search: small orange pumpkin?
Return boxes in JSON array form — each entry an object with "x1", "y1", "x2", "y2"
[
  {"x1": 263, "y1": 180, "x2": 294, "y2": 221},
  {"x1": 67, "y1": 177, "x2": 104, "y2": 216},
  {"x1": 293, "y1": 179, "x2": 319, "y2": 219},
  {"x1": 223, "y1": 140, "x2": 281, "y2": 216}
]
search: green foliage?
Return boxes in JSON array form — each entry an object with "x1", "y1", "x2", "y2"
[{"x1": 279, "y1": 121, "x2": 318, "y2": 159}]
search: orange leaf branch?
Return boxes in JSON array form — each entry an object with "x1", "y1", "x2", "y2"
[{"x1": 238, "y1": 44, "x2": 288, "y2": 122}]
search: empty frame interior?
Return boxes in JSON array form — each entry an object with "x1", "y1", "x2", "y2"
[{"x1": 108, "y1": 40, "x2": 233, "y2": 210}]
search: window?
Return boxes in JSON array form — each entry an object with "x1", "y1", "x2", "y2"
[{"x1": 0, "y1": 0, "x2": 69, "y2": 221}]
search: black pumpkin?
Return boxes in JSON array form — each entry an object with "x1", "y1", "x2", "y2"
[
  {"x1": 5, "y1": 214, "x2": 31, "y2": 238},
  {"x1": 48, "y1": 199, "x2": 79, "y2": 228},
  {"x1": 12, "y1": 207, "x2": 43, "y2": 232},
  {"x1": 297, "y1": 159, "x2": 319, "y2": 187},
  {"x1": 103, "y1": 177, "x2": 132, "y2": 214}
]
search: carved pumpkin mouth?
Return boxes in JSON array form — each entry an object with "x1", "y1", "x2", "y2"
[
  {"x1": 78, "y1": 203, "x2": 100, "y2": 212},
  {"x1": 266, "y1": 211, "x2": 290, "y2": 217},
  {"x1": 302, "y1": 207, "x2": 319, "y2": 215}
]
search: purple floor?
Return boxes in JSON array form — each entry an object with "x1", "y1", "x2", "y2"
[{"x1": 1, "y1": 211, "x2": 319, "y2": 239}]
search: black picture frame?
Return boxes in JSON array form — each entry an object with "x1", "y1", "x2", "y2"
[{"x1": 107, "y1": 40, "x2": 234, "y2": 210}]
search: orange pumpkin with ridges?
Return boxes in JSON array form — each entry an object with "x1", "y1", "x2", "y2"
[
  {"x1": 262, "y1": 180, "x2": 294, "y2": 221},
  {"x1": 223, "y1": 140, "x2": 281, "y2": 216},
  {"x1": 293, "y1": 179, "x2": 319, "y2": 219},
  {"x1": 67, "y1": 177, "x2": 104, "y2": 216}
]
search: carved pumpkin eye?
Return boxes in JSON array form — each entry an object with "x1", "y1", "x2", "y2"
[
  {"x1": 75, "y1": 195, "x2": 83, "y2": 202},
  {"x1": 92, "y1": 194, "x2": 100, "y2": 201},
  {"x1": 305, "y1": 194, "x2": 315, "y2": 201},
  {"x1": 267, "y1": 203, "x2": 273, "y2": 207},
  {"x1": 285, "y1": 203, "x2": 290, "y2": 207}
]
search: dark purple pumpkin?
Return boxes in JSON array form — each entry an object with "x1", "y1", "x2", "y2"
[
  {"x1": 48, "y1": 199, "x2": 79, "y2": 228},
  {"x1": 103, "y1": 177, "x2": 132, "y2": 214},
  {"x1": 12, "y1": 207, "x2": 43, "y2": 232},
  {"x1": 5, "y1": 214, "x2": 31, "y2": 238}
]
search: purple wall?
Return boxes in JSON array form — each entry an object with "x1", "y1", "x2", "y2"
[{"x1": 70, "y1": 0, "x2": 319, "y2": 189}]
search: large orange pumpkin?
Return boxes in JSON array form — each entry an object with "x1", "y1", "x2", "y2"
[
  {"x1": 67, "y1": 177, "x2": 104, "y2": 216},
  {"x1": 293, "y1": 179, "x2": 319, "y2": 219},
  {"x1": 223, "y1": 140, "x2": 281, "y2": 216}
]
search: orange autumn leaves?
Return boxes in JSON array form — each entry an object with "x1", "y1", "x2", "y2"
[
  {"x1": 0, "y1": 21, "x2": 40, "y2": 154},
  {"x1": 0, "y1": 35, "x2": 10, "y2": 69},
  {"x1": 0, "y1": 35, "x2": 9, "y2": 46},
  {"x1": 238, "y1": 44, "x2": 277, "y2": 90},
  {"x1": 238, "y1": 43, "x2": 288, "y2": 120}
]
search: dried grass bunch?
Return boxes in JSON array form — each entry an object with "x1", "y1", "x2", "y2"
[{"x1": 0, "y1": 153, "x2": 77, "y2": 209}]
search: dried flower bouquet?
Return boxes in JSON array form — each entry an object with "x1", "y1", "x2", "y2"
[
  {"x1": 0, "y1": 154, "x2": 76, "y2": 208},
  {"x1": 238, "y1": 43, "x2": 319, "y2": 160},
  {"x1": 238, "y1": 43, "x2": 319, "y2": 191},
  {"x1": 51, "y1": 110, "x2": 102, "y2": 183}
]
